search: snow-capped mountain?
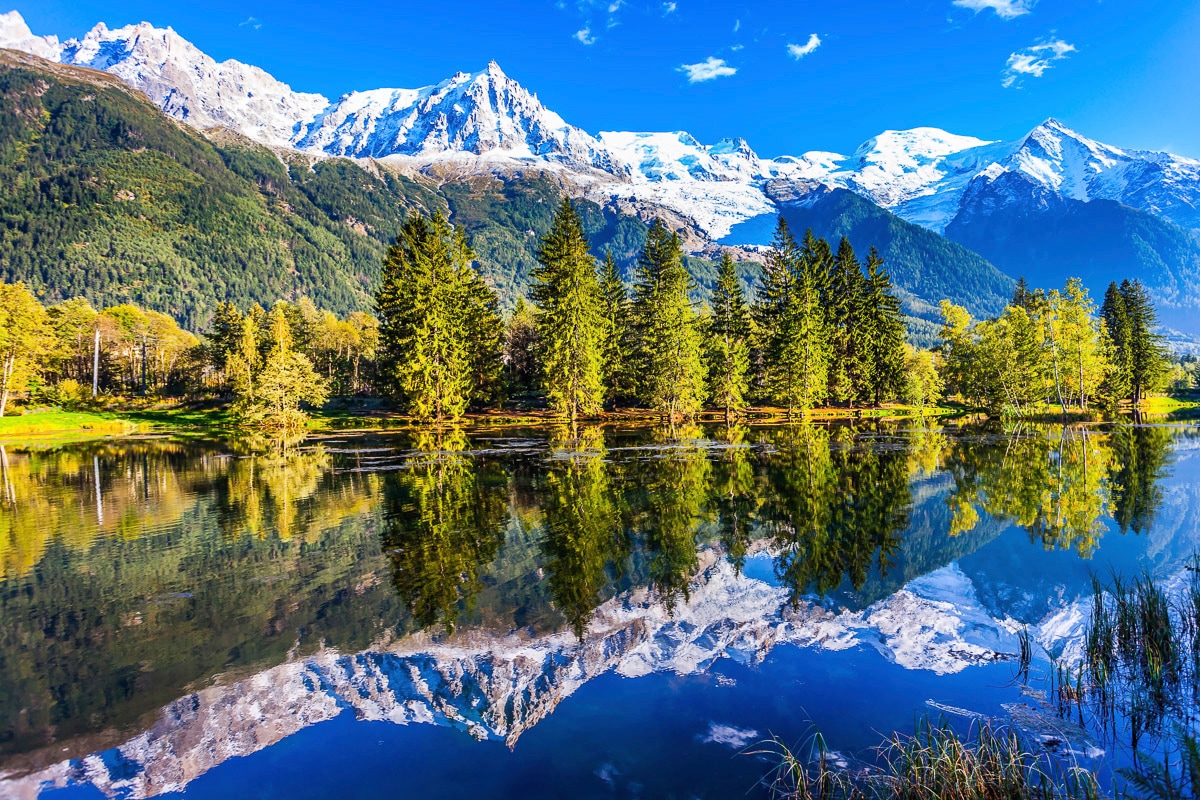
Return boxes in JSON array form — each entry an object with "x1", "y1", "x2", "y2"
[
  {"x1": 298, "y1": 62, "x2": 620, "y2": 172},
  {"x1": 0, "y1": 11, "x2": 616, "y2": 173},
  {"x1": 2, "y1": 11, "x2": 1198, "y2": 246}
]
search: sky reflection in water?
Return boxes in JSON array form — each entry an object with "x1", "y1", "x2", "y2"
[{"x1": 0, "y1": 420, "x2": 1195, "y2": 798}]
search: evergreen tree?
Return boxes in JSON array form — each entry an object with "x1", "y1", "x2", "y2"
[
  {"x1": 236, "y1": 305, "x2": 329, "y2": 437},
  {"x1": 1120, "y1": 279, "x2": 1168, "y2": 406},
  {"x1": 630, "y1": 220, "x2": 707, "y2": 420},
  {"x1": 1100, "y1": 282, "x2": 1133, "y2": 405},
  {"x1": 705, "y1": 253, "x2": 752, "y2": 421},
  {"x1": 376, "y1": 212, "x2": 478, "y2": 422},
  {"x1": 862, "y1": 247, "x2": 908, "y2": 406},
  {"x1": 529, "y1": 199, "x2": 607, "y2": 423},
  {"x1": 598, "y1": 250, "x2": 634, "y2": 406},
  {"x1": 459, "y1": 247, "x2": 506, "y2": 409},
  {"x1": 1011, "y1": 276, "x2": 1035, "y2": 310},
  {"x1": 206, "y1": 301, "x2": 245, "y2": 380},
  {"x1": 756, "y1": 220, "x2": 828, "y2": 416},
  {"x1": 826, "y1": 237, "x2": 870, "y2": 404}
]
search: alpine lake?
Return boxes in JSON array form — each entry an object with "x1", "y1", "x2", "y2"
[{"x1": 1, "y1": 417, "x2": 1197, "y2": 799}]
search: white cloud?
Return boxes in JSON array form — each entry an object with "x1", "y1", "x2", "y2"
[
  {"x1": 607, "y1": 0, "x2": 623, "y2": 12},
  {"x1": 574, "y1": 26, "x2": 596, "y2": 44},
  {"x1": 678, "y1": 56, "x2": 737, "y2": 83},
  {"x1": 733, "y1": 19, "x2": 740, "y2": 32},
  {"x1": 952, "y1": 0, "x2": 1034, "y2": 19},
  {"x1": 702, "y1": 723, "x2": 760, "y2": 750},
  {"x1": 662, "y1": 1, "x2": 677, "y2": 14},
  {"x1": 238, "y1": 16, "x2": 262, "y2": 29},
  {"x1": 1002, "y1": 38, "x2": 1075, "y2": 87},
  {"x1": 787, "y1": 33, "x2": 821, "y2": 60}
]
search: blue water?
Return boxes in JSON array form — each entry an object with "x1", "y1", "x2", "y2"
[{"x1": 3, "y1": 422, "x2": 1195, "y2": 798}]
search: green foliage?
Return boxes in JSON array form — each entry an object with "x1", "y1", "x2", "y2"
[
  {"x1": 529, "y1": 199, "x2": 606, "y2": 421},
  {"x1": 630, "y1": 221, "x2": 708, "y2": 419},
  {"x1": 938, "y1": 278, "x2": 1116, "y2": 415},
  {"x1": 232, "y1": 305, "x2": 330, "y2": 437},
  {"x1": 755, "y1": 221, "x2": 830, "y2": 415},
  {"x1": 375, "y1": 211, "x2": 502, "y2": 421},
  {"x1": 705, "y1": 253, "x2": 752, "y2": 418}
]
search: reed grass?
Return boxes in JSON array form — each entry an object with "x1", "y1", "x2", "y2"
[{"x1": 756, "y1": 721, "x2": 1099, "y2": 800}]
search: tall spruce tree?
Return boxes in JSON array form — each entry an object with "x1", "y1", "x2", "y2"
[
  {"x1": 705, "y1": 252, "x2": 752, "y2": 421},
  {"x1": 375, "y1": 211, "x2": 499, "y2": 423},
  {"x1": 631, "y1": 220, "x2": 707, "y2": 420},
  {"x1": 827, "y1": 237, "x2": 871, "y2": 405},
  {"x1": 460, "y1": 241, "x2": 506, "y2": 409},
  {"x1": 862, "y1": 247, "x2": 908, "y2": 406},
  {"x1": 1120, "y1": 279, "x2": 1168, "y2": 406},
  {"x1": 1100, "y1": 282, "x2": 1133, "y2": 405},
  {"x1": 1011, "y1": 277, "x2": 1035, "y2": 310},
  {"x1": 530, "y1": 199, "x2": 607, "y2": 423},
  {"x1": 598, "y1": 250, "x2": 633, "y2": 407},
  {"x1": 755, "y1": 220, "x2": 828, "y2": 416}
]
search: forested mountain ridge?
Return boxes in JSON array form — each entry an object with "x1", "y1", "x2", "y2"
[
  {"x1": 0, "y1": 48, "x2": 1006, "y2": 334},
  {"x1": 0, "y1": 50, "x2": 673, "y2": 328}
]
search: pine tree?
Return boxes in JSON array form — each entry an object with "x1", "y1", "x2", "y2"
[
  {"x1": 458, "y1": 239, "x2": 506, "y2": 409},
  {"x1": 1011, "y1": 276, "x2": 1034, "y2": 310},
  {"x1": 862, "y1": 248, "x2": 908, "y2": 406},
  {"x1": 826, "y1": 238, "x2": 871, "y2": 405},
  {"x1": 630, "y1": 220, "x2": 707, "y2": 420},
  {"x1": 755, "y1": 220, "x2": 828, "y2": 416},
  {"x1": 375, "y1": 212, "x2": 475, "y2": 422},
  {"x1": 598, "y1": 250, "x2": 633, "y2": 407},
  {"x1": 1100, "y1": 282, "x2": 1133, "y2": 405},
  {"x1": 1120, "y1": 279, "x2": 1168, "y2": 406},
  {"x1": 529, "y1": 199, "x2": 607, "y2": 423},
  {"x1": 236, "y1": 304, "x2": 329, "y2": 437},
  {"x1": 705, "y1": 252, "x2": 752, "y2": 421}
]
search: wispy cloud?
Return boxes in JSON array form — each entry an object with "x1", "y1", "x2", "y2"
[
  {"x1": 953, "y1": 0, "x2": 1033, "y2": 20},
  {"x1": 733, "y1": 18, "x2": 740, "y2": 32},
  {"x1": 678, "y1": 56, "x2": 737, "y2": 83},
  {"x1": 662, "y1": 1, "x2": 677, "y2": 14},
  {"x1": 1002, "y1": 38, "x2": 1075, "y2": 87},
  {"x1": 574, "y1": 26, "x2": 596, "y2": 44},
  {"x1": 787, "y1": 33, "x2": 821, "y2": 60},
  {"x1": 238, "y1": 15, "x2": 262, "y2": 29}
]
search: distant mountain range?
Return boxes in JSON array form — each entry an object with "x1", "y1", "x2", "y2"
[{"x1": 3, "y1": 9, "x2": 1200, "y2": 335}]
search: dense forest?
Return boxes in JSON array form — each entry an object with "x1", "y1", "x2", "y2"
[{"x1": 0, "y1": 195, "x2": 1173, "y2": 426}]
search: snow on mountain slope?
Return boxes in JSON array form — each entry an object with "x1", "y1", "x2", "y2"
[
  {"x1": 0, "y1": 9, "x2": 58, "y2": 59},
  {"x1": 3, "y1": 10, "x2": 1199, "y2": 240},
  {"x1": 0, "y1": 14, "x2": 330, "y2": 148},
  {"x1": 0, "y1": 11, "x2": 617, "y2": 173},
  {"x1": 298, "y1": 61, "x2": 620, "y2": 172}
]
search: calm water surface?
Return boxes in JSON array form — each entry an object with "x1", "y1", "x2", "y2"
[{"x1": 0, "y1": 421, "x2": 1195, "y2": 799}]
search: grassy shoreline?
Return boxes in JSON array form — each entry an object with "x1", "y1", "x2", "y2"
[{"x1": 1, "y1": 396, "x2": 1197, "y2": 447}]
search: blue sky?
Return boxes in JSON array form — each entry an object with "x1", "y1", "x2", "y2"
[{"x1": 17, "y1": 0, "x2": 1200, "y2": 158}]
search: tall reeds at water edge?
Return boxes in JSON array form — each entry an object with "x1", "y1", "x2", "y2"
[
  {"x1": 1077, "y1": 560, "x2": 1200, "y2": 797},
  {"x1": 755, "y1": 721, "x2": 1100, "y2": 800}
]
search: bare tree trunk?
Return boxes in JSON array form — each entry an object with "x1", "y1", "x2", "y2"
[
  {"x1": 0, "y1": 353, "x2": 13, "y2": 418},
  {"x1": 92, "y1": 328, "x2": 101, "y2": 398}
]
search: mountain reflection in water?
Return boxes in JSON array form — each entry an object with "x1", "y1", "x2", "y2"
[{"x1": 0, "y1": 421, "x2": 1191, "y2": 799}]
